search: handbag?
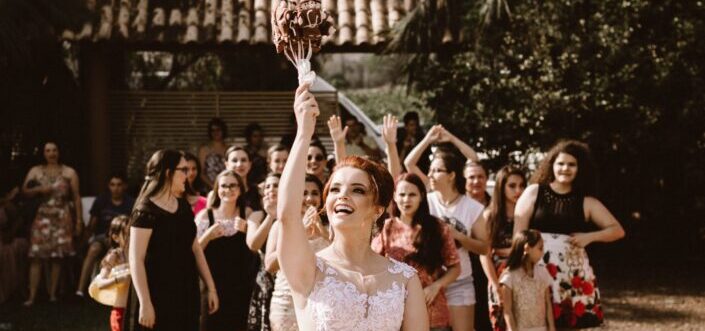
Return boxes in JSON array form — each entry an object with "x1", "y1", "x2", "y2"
[{"x1": 88, "y1": 263, "x2": 130, "y2": 308}]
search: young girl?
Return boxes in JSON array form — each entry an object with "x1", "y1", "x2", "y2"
[
  {"x1": 90, "y1": 215, "x2": 131, "y2": 331},
  {"x1": 500, "y1": 230, "x2": 555, "y2": 331}
]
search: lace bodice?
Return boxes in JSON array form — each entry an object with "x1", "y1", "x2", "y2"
[{"x1": 295, "y1": 257, "x2": 416, "y2": 331}]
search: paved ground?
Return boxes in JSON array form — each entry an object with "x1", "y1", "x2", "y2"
[{"x1": 1, "y1": 261, "x2": 703, "y2": 331}]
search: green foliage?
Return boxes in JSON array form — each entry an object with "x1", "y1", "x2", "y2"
[
  {"x1": 396, "y1": 0, "x2": 705, "y2": 256},
  {"x1": 343, "y1": 86, "x2": 434, "y2": 124}
]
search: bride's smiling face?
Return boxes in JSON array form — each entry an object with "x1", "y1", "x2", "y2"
[{"x1": 325, "y1": 167, "x2": 381, "y2": 230}]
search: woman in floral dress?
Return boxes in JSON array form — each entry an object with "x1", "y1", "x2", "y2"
[
  {"x1": 198, "y1": 118, "x2": 228, "y2": 189},
  {"x1": 22, "y1": 141, "x2": 83, "y2": 305},
  {"x1": 372, "y1": 173, "x2": 461, "y2": 331},
  {"x1": 514, "y1": 140, "x2": 625, "y2": 328}
]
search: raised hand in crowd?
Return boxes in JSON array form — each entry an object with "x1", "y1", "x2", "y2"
[
  {"x1": 327, "y1": 115, "x2": 348, "y2": 163},
  {"x1": 382, "y1": 114, "x2": 402, "y2": 179}
]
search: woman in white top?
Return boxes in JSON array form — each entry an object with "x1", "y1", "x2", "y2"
[
  {"x1": 404, "y1": 125, "x2": 489, "y2": 331},
  {"x1": 277, "y1": 84, "x2": 428, "y2": 330}
]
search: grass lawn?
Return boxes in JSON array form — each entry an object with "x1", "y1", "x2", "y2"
[
  {"x1": 1, "y1": 298, "x2": 109, "y2": 331},
  {"x1": 1, "y1": 260, "x2": 703, "y2": 330}
]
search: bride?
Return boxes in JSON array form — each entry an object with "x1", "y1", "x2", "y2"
[{"x1": 276, "y1": 84, "x2": 429, "y2": 330}]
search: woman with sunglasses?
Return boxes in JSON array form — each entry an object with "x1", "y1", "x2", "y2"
[
  {"x1": 404, "y1": 125, "x2": 489, "y2": 331},
  {"x1": 306, "y1": 141, "x2": 328, "y2": 183},
  {"x1": 195, "y1": 170, "x2": 263, "y2": 331}
]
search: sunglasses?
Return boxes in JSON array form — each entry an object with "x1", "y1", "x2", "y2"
[{"x1": 308, "y1": 154, "x2": 325, "y2": 162}]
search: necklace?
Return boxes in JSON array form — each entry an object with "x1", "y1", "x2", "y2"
[
  {"x1": 42, "y1": 165, "x2": 62, "y2": 178},
  {"x1": 439, "y1": 192, "x2": 461, "y2": 208}
]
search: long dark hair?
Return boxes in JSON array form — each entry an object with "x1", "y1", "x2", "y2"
[
  {"x1": 305, "y1": 174, "x2": 324, "y2": 208},
  {"x1": 207, "y1": 117, "x2": 228, "y2": 140},
  {"x1": 531, "y1": 140, "x2": 597, "y2": 196},
  {"x1": 183, "y1": 152, "x2": 206, "y2": 195},
  {"x1": 38, "y1": 141, "x2": 62, "y2": 165},
  {"x1": 391, "y1": 173, "x2": 445, "y2": 274},
  {"x1": 108, "y1": 215, "x2": 130, "y2": 249},
  {"x1": 133, "y1": 149, "x2": 184, "y2": 209},
  {"x1": 225, "y1": 145, "x2": 257, "y2": 187},
  {"x1": 309, "y1": 140, "x2": 328, "y2": 158},
  {"x1": 208, "y1": 170, "x2": 246, "y2": 211},
  {"x1": 487, "y1": 165, "x2": 526, "y2": 248},
  {"x1": 506, "y1": 229, "x2": 543, "y2": 271},
  {"x1": 244, "y1": 122, "x2": 263, "y2": 145},
  {"x1": 432, "y1": 151, "x2": 466, "y2": 194},
  {"x1": 305, "y1": 174, "x2": 328, "y2": 225}
]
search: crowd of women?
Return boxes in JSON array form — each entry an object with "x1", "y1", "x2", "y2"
[{"x1": 0, "y1": 84, "x2": 625, "y2": 331}]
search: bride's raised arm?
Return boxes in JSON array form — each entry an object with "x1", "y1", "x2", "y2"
[{"x1": 277, "y1": 84, "x2": 320, "y2": 296}]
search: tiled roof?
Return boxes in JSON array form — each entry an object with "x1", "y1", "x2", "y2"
[{"x1": 62, "y1": 0, "x2": 457, "y2": 50}]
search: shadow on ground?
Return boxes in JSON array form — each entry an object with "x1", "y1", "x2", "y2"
[{"x1": 597, "y1": 260, "x2": 705, "y2": 330}]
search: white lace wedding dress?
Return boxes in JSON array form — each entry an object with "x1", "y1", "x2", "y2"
[{"x1": 294, "y1": 256, "x2": 417, "y2": 330}]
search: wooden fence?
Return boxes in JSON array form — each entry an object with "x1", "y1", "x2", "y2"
[{"x1": 108, "y1": 90, "x2": 338, "y2": 183}]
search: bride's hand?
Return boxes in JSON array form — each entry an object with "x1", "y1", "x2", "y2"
[{"x1": 294, "y1": 83, "x2": 319, "y2": 138}]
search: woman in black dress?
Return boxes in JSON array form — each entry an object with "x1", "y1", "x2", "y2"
[
  {"x1": 195, "y1": 170, "x2": 260, "y2": 331},
  {"x1": 127, "y1": 149, "x2": 218, "y2": 330},
  {"x1": 514, "y1": 140, "x2": 625, "y2": 328}
]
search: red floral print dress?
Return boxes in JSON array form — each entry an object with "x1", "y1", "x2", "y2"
[{"x1": 372, "y1": 217, "x2": 460, "y2": 328}]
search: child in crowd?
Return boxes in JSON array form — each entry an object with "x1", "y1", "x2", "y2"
[
  {"x1": 500, "y1": 230, "x2": 555, "y2": 331},
  {"x1": 89, "y1": 215, "x2": 131, "y2": 331}
]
